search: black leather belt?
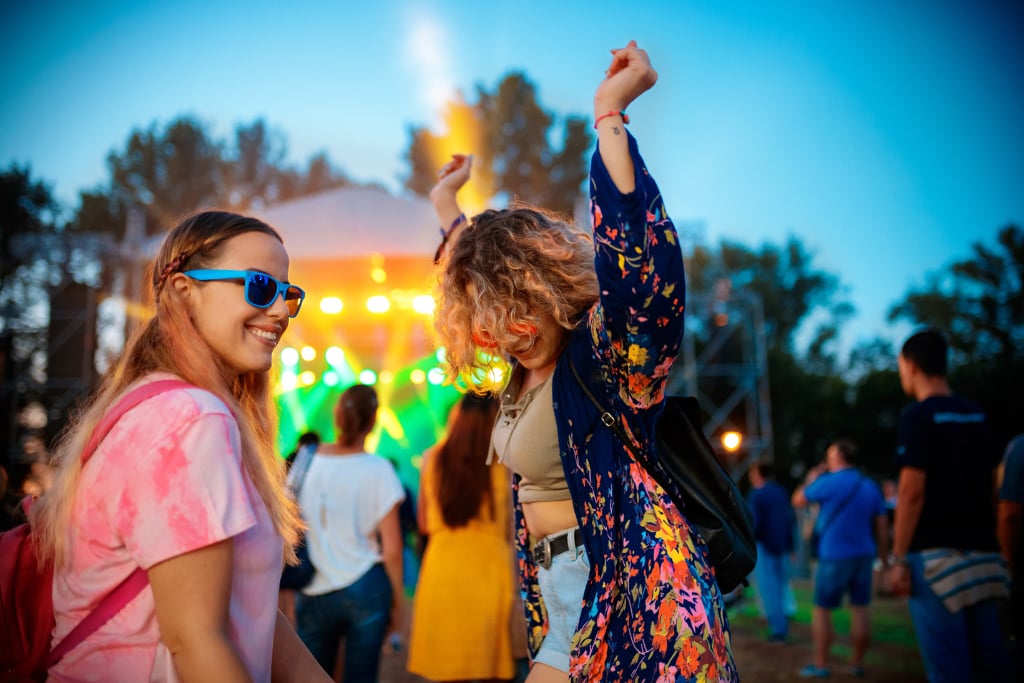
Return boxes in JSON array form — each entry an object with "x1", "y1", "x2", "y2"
[{"x1": 531, "y1": 528, "x2": 583, "y2": 570}]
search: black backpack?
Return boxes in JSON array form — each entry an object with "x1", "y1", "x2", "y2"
[{"x1": 568, "y1": 357, "x2": 757, "y2": 593}]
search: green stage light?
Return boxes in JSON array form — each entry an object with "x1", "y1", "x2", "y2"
[
  {"x1": 359, "y1": 369, "x2": 378, "y2": 385},
  {"x1": 427, "y1": 367, "x2": 445, "y2": 385},
  {"x1": 323, "y1": 370, "x2": 339, "y2": 387}
]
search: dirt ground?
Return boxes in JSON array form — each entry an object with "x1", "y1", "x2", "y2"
[{"x1": 375, "y1": 577, "x2": 927, "y2": 682}]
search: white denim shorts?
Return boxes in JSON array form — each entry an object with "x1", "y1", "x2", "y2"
[{"x1": 534, "y1": 529, "x2": 590, "y2": 672}]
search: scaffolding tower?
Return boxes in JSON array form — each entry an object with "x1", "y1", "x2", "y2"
[{"x1": 666, "y1": 286, "x2": 774, "y2": 478}]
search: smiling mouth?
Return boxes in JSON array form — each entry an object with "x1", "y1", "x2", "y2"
[{"x1": 247, "y1": 327, "x2": 279, "y2": 345}]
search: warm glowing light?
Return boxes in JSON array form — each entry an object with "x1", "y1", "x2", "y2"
[
  {"x1": 320, "y1": 297, "x2": 343, "y2": 314},
  {"x1": 359, "y1": 369, "x2": 378, "y2": 385},
  {"x1": 366, "y1": 296, "x2": 391, "y2": 314},
  {"x1": 280, "y1": 371, "x2": 298, "y2": 391},
  {"x1": 487, "y1": 367, "x2": 506, "y2": 386},
  {"x1": 412, "y1": 295, "x2": 435, "y2": 315},
  {"x1": 280, "y1": 347, "x2": 299, "y2": 367},
  {"x1": 300, "y1": 346, "x2": 316, "y2": 362},
  {"x1": 300, "y1": 371, "x2": 316, "y2": 386},
  {"x1": 323, "y1": 370, "x2": 339, "y2": 387},
  {"x1": 325, "y1": 346, "x2": 345, "y2": 366},
  {"x1": 379, "y1": 370, "x2": 394, "y2": 384},
  {"x1": 721, "y1": 431, "x2": 743, "y2": 452},
  {"x1": 410, "y1": 369, "x2": 426, "y2": 385},
  {"x1": 427, "y1": 367, "x2": 446, "y2": 385},
  {"x1": 371, "y1": 267, "x2": 387, "y2": 284}
]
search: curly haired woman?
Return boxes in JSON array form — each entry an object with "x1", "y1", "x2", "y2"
[{"x1": 430, "y1": 42, "x2": 737, "y2": 682}]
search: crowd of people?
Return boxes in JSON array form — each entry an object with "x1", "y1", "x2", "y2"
[{"x1": 2, "y1": 39, "x2": 1020, "y2": 683}]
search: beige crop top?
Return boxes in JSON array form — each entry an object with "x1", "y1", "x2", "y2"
[{"x1": 489, "y1": 371, "x2": 570, "y2": 503}]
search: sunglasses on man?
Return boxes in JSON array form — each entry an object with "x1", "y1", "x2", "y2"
[{"x1": 183, "y1": 269, "x2": 306, "y2": 318}]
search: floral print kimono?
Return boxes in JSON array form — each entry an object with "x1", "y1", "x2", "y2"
[{"x1": 511, "y1": 132, "x2": 738, "y2": 682}]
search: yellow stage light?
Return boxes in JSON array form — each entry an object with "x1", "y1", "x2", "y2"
[
  {"x1": 367, "y1": 295, "x2": 391, "y2": 314},
  {"x1": 320, "y1": 297, "x2": 343, "y2": 314},
  {"x1": 412, "y1": 295, "x2": 435, "y2": 315},
  {"x1": 410, "y1": 369, "x2": 426, "y2": 385},
  {"x1": 721, "y1": 431, "x2": 743, "y2": 452},
  {"x1": 359, "y1": 369, "x2": 378, "y2": 385},
  {"x1": 371, "y1": 267, "x2": 387, "y2": 284},
  {"x1": 379, "y1": 370, "x2": 394, "y2": 384},
  {"x1": 325, "y1": 346, "x2": 345, "y2": 366},
  {"x1": 280, "y1": 347, "x2": 299, "y2": 367},
  {"x1": 300, "y1": 371, "x2": 316, "y2": 386},
  {"x1": 300, "y1": 346, "x2": 316, "y2": 362}
]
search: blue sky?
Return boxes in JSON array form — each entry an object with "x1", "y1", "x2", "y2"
[{"x1": 2, "y1": 0, "x2": 1022, "y2": 358}]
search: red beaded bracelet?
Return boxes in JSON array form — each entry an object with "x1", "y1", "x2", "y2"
[{"x1": 593, "y1": 110, "x2": 629, "y2": 129}]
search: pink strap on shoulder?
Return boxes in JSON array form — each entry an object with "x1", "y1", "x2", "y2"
[{"x1": 48, "y1": 378, "x2": 194, "y2": 667}]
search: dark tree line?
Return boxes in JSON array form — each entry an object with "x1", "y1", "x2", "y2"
[{"x1": 1, "y1": 69, "x2": 1021, "y2": 493}]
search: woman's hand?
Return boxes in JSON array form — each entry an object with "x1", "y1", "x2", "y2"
[
  {"x1": 594, "y1": 40, "x2": 658, "y2": 116},
  {"x1": 429, "y1": 153, "x2": 473, "y2": 205}
]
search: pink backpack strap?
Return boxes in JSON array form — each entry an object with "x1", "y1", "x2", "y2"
[{"x1": 47, "y1": 378, "x2": 194, "y2": 667}]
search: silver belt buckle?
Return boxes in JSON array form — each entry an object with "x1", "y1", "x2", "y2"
[{"x1": 533, "y1": 537, "x2": 552, "y2": 570}]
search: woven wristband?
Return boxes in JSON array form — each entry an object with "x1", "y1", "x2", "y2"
[{"x1": 593, "y1": 110, "x2": 629, "y2": 129}]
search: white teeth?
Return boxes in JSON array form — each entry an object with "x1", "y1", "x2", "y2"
[{"x1": 248, "y1": 327, "x2": 278, "y2": 343}]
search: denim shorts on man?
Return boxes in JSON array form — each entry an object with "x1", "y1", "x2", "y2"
[
  {"x1": 534, "y1": 531, "x2": 590, "y2": 672},
  {"x1": 813, "y1": 555, "x2": 874, "y2": 608}
]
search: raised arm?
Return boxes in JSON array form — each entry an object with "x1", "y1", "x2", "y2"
[
  {"x1": 593, "y1": 41, "x2": 658, "y2": 193},
  {"x1": 430, "y1": 154, "x2": 473, "y2": 262}
]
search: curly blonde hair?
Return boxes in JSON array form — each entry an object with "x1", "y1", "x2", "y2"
[{"x1": 434, "y1": 206, "x2": 599, "y2": 391}]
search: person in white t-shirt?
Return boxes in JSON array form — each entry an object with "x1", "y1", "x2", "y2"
[{"x1": 295, "y1": 384, "x2": 406, "y2": 682}]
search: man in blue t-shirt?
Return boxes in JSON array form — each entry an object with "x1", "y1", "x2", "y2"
[
  {"x1": 748, "y1": 461, "x2": 795, "y2": 642},
  {"x1": 793, "y1": 438, "x2": 887, "y2": 678},
  {"x1": 887, "y1": 329, "x2": 1012, "y2": 682}
]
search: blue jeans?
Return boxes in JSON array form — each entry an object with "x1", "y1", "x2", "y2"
[
  {"x1": 754, "y1": 545, "x2": 790, "y2": 637},
  {"x1": 296, "y1": 563, "x2": 392, "y2": 683},
  {"x1": 906, "y1": 551, "x2": 1012, "y2": 682}
]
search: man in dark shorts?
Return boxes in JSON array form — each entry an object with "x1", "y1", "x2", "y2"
[{"x1": 793, "y1": 439, "x2": 887, "y2": 678}]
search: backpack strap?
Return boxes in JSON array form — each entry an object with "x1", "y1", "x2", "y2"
[{"x1": 47, "y1": 378, "x2": 193, "y2": 667}]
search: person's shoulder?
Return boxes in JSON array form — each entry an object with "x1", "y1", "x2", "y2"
[
  {"x1": 121, "y1": 373, "x2": 233, "y2": 428},
  {"x1": 1006, "y1": 434, "x2": 1024, "y2": 460}
]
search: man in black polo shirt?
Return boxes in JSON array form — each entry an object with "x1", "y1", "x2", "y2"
[{"x1": 886, "y1": 329, "x2": 1011, "y2": 682}]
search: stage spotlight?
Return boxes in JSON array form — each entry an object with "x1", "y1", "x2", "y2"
[
  {"x1": 300, "y1": 371, "x2": 316, "y2": 386},
  {"x1": 721, "y1": 431, "x2": 743, "y2": 452},
  {"x1": 427, "y1": 367, "x2": 445, "y2": 385},
  {"x1": 359, "y1": 369, "x2": 378, "y2": 385},
  {"x1": 435, "y1": 348, "x2": 446, "y2": 363},
  {"x1": 412, "y1": 294, "x2": 435, "y2": 315},
  {"x1": 280, "y1": 371, "x2": 298, "y2": 391},
  {"x1": 280, "y1": 347, "x2": 299, "y2": 366},
  {"x1": 320, "y1": 297, "x2": 343, "y2": 314},
  {"x1": 323, "y1": 370, "x2": 340, "y2": 387},
  {"x1": 300, "y1": 346, "x2": 316, "y2": 362},
  {"x1": 367, "y1": 295, "x2": 390, "y2": 314},
  {"x1": 379, "y1": 370, "x2": 394, "y2": 384},
  {"x1": 325, "y1": 346, "x2": 345, "y2": 366},
  {"x1": 410, "y1": 369, "x2": 426, "y2": 385},
  {"x1": 371, "y1": 267, "x2": 387, "y2": 284}
]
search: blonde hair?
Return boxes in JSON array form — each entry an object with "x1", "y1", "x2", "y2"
[
  {"x1": 31, "y1": 210, "x2": 302, "y2": 566},
  {"x1": 434, "y1": 206, "x2": 598, "y2": 390}
]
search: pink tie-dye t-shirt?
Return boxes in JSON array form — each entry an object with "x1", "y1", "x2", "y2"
[{"x1": 48, "y1": 375, "x2": 283, "y2": 683}]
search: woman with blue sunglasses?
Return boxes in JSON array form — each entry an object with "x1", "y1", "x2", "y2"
[{"x1": 32, "y1": 210, "x2": 328, "y2": 682}]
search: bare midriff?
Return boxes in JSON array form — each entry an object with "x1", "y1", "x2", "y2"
[{"x1": 523, "y1": 499, "x2": 579, "y2": 540}]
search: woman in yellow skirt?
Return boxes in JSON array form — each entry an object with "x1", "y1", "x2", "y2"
[{"x1": 408, "y1": 393, "x2": 516, "y2": 682}]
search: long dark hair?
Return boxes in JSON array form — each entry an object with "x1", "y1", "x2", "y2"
[{"x1": 436, "y1": 393, "x2": 499, "y2": 528}]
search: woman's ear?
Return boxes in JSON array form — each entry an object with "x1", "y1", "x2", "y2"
[{"x1": 166, "y1": 272, "x2": 193, "y2": 302}]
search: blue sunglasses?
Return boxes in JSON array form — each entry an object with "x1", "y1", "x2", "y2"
[{"x1": 183, "y1": 269, "x2": 306, "y2": 317}]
